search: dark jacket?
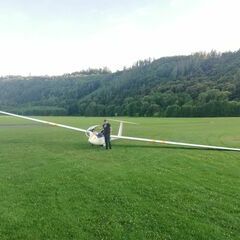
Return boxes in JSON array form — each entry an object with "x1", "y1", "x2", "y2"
[{"x1": 103, "y1": 123, "x2": 111, "y2": 135}]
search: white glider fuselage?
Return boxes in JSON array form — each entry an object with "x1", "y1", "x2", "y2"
[
  {"x1": 88, "y1": 131, "x2": 105, "y2": 145},
  {"x1": 86, "y1": 123, "x2": 122, "y2": 146}
]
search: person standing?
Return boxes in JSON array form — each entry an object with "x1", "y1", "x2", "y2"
[{"x1": 102, "y1": 119, "x2": 112, "y2": 150}]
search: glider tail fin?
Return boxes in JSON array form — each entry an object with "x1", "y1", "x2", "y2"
[
  {"x1": 107, "y1": 119, "x2": 137, "y2": 137},
  {"x1": 118, "y1": 122, "x2": 123, "y2": 136},
  {"x1": 108, "y1": 119, "x2": 137, "y2": 140}
]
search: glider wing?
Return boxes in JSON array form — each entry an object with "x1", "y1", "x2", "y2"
[
  {"x1": 0, "y1": 111, "x2": 87, "y2": 133},
  {"x1": 111, "y1": 134, "x2": 240, "y2": 152}
]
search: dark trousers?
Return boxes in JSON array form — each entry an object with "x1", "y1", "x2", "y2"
[{"x1": 104, "y1": 134, "x2": 111, "y2": 149}]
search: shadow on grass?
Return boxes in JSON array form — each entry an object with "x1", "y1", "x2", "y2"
[
  {"x1": 114, "y1": 143, "x2": 229, "y2": 152},
  {"x1": 50, "y1": 140, "x2": 233, "y2": 153}
]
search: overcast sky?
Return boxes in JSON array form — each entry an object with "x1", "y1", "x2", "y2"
[{"x1": 0, "y1": 0, "x2": 239, "y2": 76}]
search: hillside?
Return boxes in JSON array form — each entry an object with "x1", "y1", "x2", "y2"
[{"x1": 1, "y1": 50, "x2": 240, "y2": 117}]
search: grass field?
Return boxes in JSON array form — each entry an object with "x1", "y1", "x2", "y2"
[{"x1": 0, "y1": 116, "x2": 240, "y2": 240}]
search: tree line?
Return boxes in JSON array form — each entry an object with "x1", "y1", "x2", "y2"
[{"x1": 0, "y1": 50, "x2": 240, "y2": 117}]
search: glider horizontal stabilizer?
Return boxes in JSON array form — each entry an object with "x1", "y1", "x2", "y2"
[{"x1": 107, "y1": 119, "x2": 138, "y2": 125}]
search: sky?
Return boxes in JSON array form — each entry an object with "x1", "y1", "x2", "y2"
[{"x1": 0, "y1": 0, "x2": 239, "y2": 76}]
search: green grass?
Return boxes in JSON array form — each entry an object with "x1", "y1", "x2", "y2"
[{"x1": 0, "y1": 116, "x2": 239, "y2": 240}]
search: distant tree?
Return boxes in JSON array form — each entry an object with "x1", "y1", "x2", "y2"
[{"x1": 165, "y1": 105, "x2": 180, "y2": 117}]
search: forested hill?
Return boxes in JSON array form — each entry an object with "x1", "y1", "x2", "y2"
[{"x1": 1, "y1": 50, "x2": 240, "y2": 117}]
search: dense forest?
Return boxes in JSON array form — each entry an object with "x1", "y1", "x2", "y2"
[{"x1": 1, "y1": 50, "x2": 240, "y2": 117}]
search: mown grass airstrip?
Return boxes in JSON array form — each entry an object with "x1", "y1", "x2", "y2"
[{"x1": 0, "y1": 116, "x2": 239, "y2": 240}]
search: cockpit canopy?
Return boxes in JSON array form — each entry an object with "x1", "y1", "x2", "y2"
[{"x1": 85, "y1": 125, "x2": 103, "y2": 138}]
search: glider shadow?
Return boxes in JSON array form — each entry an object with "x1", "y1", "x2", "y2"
[{"x1": 114, "y1": 143, "x2": 228, "y2": 152}]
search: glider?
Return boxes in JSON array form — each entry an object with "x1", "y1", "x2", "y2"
[{"x1": 0, "y1": 110, "x2": 240, "y2": 152}]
